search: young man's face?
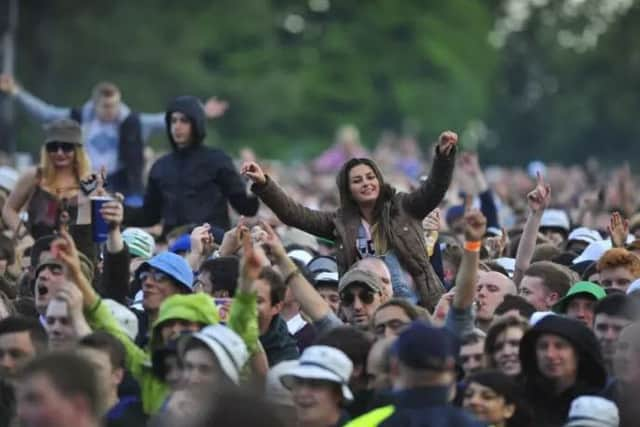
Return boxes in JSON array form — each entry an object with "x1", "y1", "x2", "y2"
[
  {"x1": 317, "y1": 286, "x2": 340, "y2": 314},
  {"x1": 77, "y1": 347, "x2": 122, "y2": 400},
  {"x1": 0, "y1": 331, "x2": 37, "y2": 380},
  {"x1": 593, "y1": 313, "x2": 632, "y2": 369},
  {"x1": 170, "y1": 112, "x2": 193, "y2": 148},
  {"x1": 182, "y1": 347, "x2": 222, "y2": 387},
  {"x1": 519, "y1": 275, "x2": 557, "y2": 311},
  {"x1": 535, "y1": 334, "x2": 578, "y2": 385},
  {"x1": 45, "y1": 299, "x2": 75, "y2": 350},
  {"x1": 565, "y1": 296, "x2": 597, "y2": 328},
  {"x1": 95, "y1": 94, "x2": 122, "y2": 122},
  {"x1": 599, "y1": 266, "x2": 636, "y2": 292},
  {"x1": 460, "y1": 340, "x2": 485, "y2": 377},
  {"x1": 291, "y1": 379, "x2": 342, "y2": 427},
  {"x1": 16, "y1": 373, "x2": 85, "y2": 427},
  {"x1": 141, "y1": 268, "x2": 183, "y2": 312},
  {"x1": 340, "y1": 284, "x2": 383, "y2": 328},
  {"x1": 372, "y1": 305, "x2": 411, "y2": 340},
  {"x1": 34, "y1": 264, "x2": 68, "y2": 315},
  {"x1": 255, "y1": 279, "x2": 281, "y2": 335}
]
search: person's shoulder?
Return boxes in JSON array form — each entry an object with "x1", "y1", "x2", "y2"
[{"x1": 203, "y1": 146, "x2": 233, "y2": 161}]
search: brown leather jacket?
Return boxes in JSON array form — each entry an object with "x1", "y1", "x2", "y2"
[{"x1": 252, "y1": 147, "x2": 455, "y2": 310}]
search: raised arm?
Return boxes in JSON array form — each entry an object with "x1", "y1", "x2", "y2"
[
  {"x1": 0, "y1": 74, "x2": 70, "y2": 122},
  {"x1": 513, "y1": 172, "x2": 551, "y2": 285},
  {"x1": 243, "y1": 161, "x2": 335, "y2": 240},
  {"x1": 453, "y1": 210, "x2": 486, "y2": 310},
  {"x1": 403, "y1": 131, "x2": 457, "y2": 219},
  {"x1": 97, "y1": 195, "x2": 131, "y2": 304},
  {"x1": 260, "y1": 221, "x2": 332, "y2": 322}
]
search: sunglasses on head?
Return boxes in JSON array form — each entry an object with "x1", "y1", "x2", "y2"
[
  {"x1": 139, "y1": 269, "x2": 171, "y2": 283},
  {"x1": 46, "y1": 142, "x2": 76, "y2": 153},
  {"x1": 340, "y1": 285, "x2": 377, "y2": 306}
]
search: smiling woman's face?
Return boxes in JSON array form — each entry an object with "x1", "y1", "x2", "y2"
[{"x1": 348, "y1": 164, "x2": 379, "y2": 207}]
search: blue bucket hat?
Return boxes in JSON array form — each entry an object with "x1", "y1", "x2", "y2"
[{"x1": 140, "y1": 251, "x2": 193, "y2": 292}]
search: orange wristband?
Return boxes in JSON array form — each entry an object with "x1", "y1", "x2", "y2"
[{"x1": 464, "y1": 241, "x2": 482, "y2": 252}]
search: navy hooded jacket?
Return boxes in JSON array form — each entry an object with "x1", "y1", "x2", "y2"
[{"x1": 124, "y1": 96, "x2": 259, "y2": 232}]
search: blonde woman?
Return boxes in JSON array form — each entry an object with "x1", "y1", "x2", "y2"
[{"x1": 3, "y1": 119, "x2": 98, "y2": 258}]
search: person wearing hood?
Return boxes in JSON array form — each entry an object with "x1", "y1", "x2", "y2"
[
  {"x1": 243, "y1": 131, "x2": 457, "y2": 310},
  {"x1": 124, "y1": 96, "x2": 259, "y2": 234},
  {"x1": 50, "y1": 229, "x2": 260, "y2": 415},
  {"x1": 519, "y1": 314, "x2": 608, "y2": 427},
  {"x1": 0, "y1": 75, "x2": 227, "y2": 202}
]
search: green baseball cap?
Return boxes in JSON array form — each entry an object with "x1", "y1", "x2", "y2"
[{"x1": 552, "y1": 281, "x2": 606, "y2": 313}]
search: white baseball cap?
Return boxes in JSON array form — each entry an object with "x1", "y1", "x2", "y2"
[
  {"x1": 568, "y1": 227, "x2": 602, "y2": 245},
  {"x1": 185, "y1": 324, "x2": 249, "y2": 384},
  {"x1": 541, "y1": 209, "x2": 571, "y2": 232},
  {"x1": 573, "y1": 240, "x2": 612, "y2": 265},
  {"x1": 102, "y1": 299, "x2": 139, "y2": 341},
  {"x1": 564, "y1": 396, "x2": 619, "y2": 427},
  {"x1": 280, "y1": 345, "x2": 353, "y2": 402}
]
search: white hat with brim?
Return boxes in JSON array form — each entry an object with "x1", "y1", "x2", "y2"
[
  {"x1": 185, "y1": 324, "x2": 249, "y2": 385},
  {"x1": 564, "y1": 395, "x2": 619, "y2": 427},
  {"x1": 280, "y1": 365, "x2": 354, "y2": 402},
  {"x1": 279, "y1": 345, "x2": 354, "y2": 402}
]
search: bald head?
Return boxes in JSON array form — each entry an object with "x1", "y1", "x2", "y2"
[
  {"x1": 355, "y1": 258, "x2": 392, "y2": 301},
  {"x1": 475, "y1": 271, "x2": 517, "y2": 323}
]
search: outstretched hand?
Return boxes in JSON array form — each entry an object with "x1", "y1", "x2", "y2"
[
  {"x1": 190, "y1": 223, "x2": 215, "y2": 257},
  {"x1": 50, "y1": 229, "x2": 82, "y2": 277},
  {"x1": 257, "y1": 221, "x2": 288, "y2": 263},
  {"x1": 437, "y1": 130, "x2": 458, "y2": 156},
  {"x1": 204, "y1": 97, "x2": 229, "y2": 119},
  {"x1": 526, "y1": 172, "x2": 551, "y2": 213},
  {"x1": 464, "y1": 209, "x2": 487, "y2": 242},
  {"x1": 608, "y1": 211, "x2": 629, "y2": 248},
  {"x1": 241, "y1": 161, "x2": 267, "y2": 185},
  {"x1": 0, "y1": 74, "x2": 18, "y2": 95},
  {"x1": 240, "y1": 225, "x2": 262, "y2": 281}
]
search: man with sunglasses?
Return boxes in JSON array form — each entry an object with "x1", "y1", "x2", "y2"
[{"x1": 338, "y1": 269, "x2": 385, "y2": 329}]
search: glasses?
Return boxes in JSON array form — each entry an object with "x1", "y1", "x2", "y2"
[
  {"x1": 46, "y1": 142, "x2": 76, "y2": 153},
  {"x1": 340, "y1": 287, "x2": 377, "y2": 307},
  {"x1": 139, "y1": 269, "x2": 171, "y2": 283},
  {"x1": 374, "y1": 319, "x2": 409, "y2": 337}
]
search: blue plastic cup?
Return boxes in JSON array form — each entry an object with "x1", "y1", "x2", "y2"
[{"x1": 91, "y1": 196, "x2": 114, "y2": 243}]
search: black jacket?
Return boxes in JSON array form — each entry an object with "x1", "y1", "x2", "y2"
[
  {"x1": 260, "y1": 315, "x2": 300, "y2": 366},
  {"x1": 125, "y1": 96, "x2": 258, "y2": 232},
  {"x1": 519, "y1": 315, "x2": 608, "y2": 427}
]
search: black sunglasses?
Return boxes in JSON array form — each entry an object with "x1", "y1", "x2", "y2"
[
  {"x1": 340, "y1": 286, "x2": 377, "y2": 307},
  {"x1": 46, "y1": 142, "x2": 76, "y2": 153}
]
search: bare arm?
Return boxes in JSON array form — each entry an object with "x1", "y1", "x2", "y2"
[
  {"x1": 2, "y1": 168, "x2": 38, "y2": 234},
  {"x1": 513, "y1": 173, "x2": 550, "y2": 286},
  {"x1": 452, "y1": 210, "x2": 486, "y2": 309},
  {"x1": 261, "y1": 221, "x2": 332, "y2": 321}
]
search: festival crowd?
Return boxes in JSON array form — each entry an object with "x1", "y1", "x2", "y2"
[{"x1": 0, "y1": 74, "x2": 637, "y2": 427}]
